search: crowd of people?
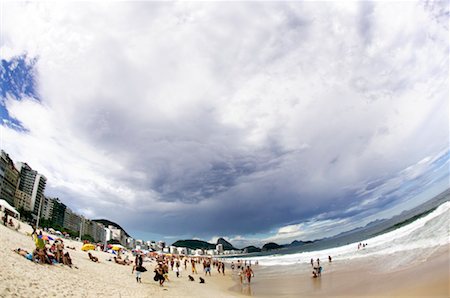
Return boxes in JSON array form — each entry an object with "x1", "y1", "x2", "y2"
[{"x1": 14, "y1": 228, "x2": 74, "y2": 268}]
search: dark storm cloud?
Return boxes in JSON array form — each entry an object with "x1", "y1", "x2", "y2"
[{"x1": 3, "y1": 1, "x2": 448, "y2": 243}]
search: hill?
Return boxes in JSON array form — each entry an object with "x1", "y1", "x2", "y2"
[
  {"x1": 243, "y1": 246, "x2": 261, "y2": 253},
  {"x1": 172, "y1": 239, "x2": 215, "y2": 250},
  {"x1": 262, "y1": 242, "x2": 283, "y2": 251}
]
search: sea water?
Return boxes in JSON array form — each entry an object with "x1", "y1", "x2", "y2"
[{"x1": 231, "y1": 201, "x2": 450, "y2": 271}]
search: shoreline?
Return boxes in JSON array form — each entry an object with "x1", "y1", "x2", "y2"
[
  {"x1": 227, "y1": 245, "x2": 449, "y2": 297},
  {"x1": 1, "y1": 218, "x2": 448, "y2": 297}
]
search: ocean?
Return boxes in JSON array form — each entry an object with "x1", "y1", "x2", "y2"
[{"x1": 229, "y1": 194, "x2": 450, "y2": 272}]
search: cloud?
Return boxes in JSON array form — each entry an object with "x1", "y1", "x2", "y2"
[{"x1": 1, "y1": 1, "x2": 448, "y2": 243}]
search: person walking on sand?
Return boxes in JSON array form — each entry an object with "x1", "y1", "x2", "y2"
[
  {"x1": 239, "y1": 267, "x2": 244, "y2": 284},
  {"x1": 328, "y1": 255, "x2": 332, "y2": 262},
  {"x1": 191, "y1": 259, "x2": 197, "y2": 274},
  {"x1": 221, "y1": 262, "x2": 225, "y2": 275},
  {"x1": 310, "y1": 258, "x2": 314, "y2": 267},
  {"x1": 245, "y1": 266, "x2": 254, "y2": 284}
]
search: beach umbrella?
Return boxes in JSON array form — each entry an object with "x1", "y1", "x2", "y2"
[
  {"x1": 34, "y1": 235, "x2": 45, "y2": 249},
  {"x1": 38, "y1": 235, "x2": 54, "y2": 241},
  {"x1": 81, "y1": 243, "x2": 96, "y2": 251},
  {"x1": 111, "y1": 245, "x2": 122, "y2": 251}
]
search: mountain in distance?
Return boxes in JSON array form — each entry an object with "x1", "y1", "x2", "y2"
[
  {"x1": 262, "y1": 242, "x2": 283, "y2": 251},
  {"x1": 172, "y1": 237, "x2": 238, "y2": 251},
  {"x1": 288, "y1": 240, "x2": 315, "y2": 247},
  {"x1": 172, "y1": 190, "x2": 449, "y2": 254},
  {"x1": 172, "y1": 239, "x2": 216, "y2": 250},
  {"x1": 217, "y1": 237, "x2": 238, "y2": 250},
  {"x1": 243, "y1": 246, "x2": 262, "y2": 253},
  {"x1": 92, "y1": 219, "x2": 130, "y2": 237}
]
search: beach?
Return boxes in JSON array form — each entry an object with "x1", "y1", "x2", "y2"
[
  {"x1": 1, "y1": 217, "x2": 449, "y2": 297},
  {"x1": 0, "y1": 221, "x2": 238, "y2": 298},
  {"x1": 229, "y1": 246, "x2": 449, "y2": 297}
]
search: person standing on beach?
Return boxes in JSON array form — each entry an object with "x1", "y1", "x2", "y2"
[
  {"x1": 316, "y1": 258, "x2": 320, "y2": 266},
  {"x1": 239, "y1": 267, "x2": 244, "y2": 284},
  {"x1": 310, "y1": 258, "x2": 314, "y2": 267},
  {"x1": 191, "y1": 259, "x2": 197, "y2": 274},
  {"x1": 245, "y1": 266, "x2": 254, "y2": 284},
  {"x1": 205, "y1": 261, "x2": 211, "y2": 276},
  {"x1": 328, "y1": 256, "x2": 332, "y2": 262}
]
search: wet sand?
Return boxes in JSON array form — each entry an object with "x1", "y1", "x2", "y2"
[{"x1": 229, "y1": 246, "x2": 449, "y2": 297}]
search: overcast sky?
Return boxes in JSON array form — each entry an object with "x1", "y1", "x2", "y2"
[{"x1": 1, "y1": 1, "x2": 448, "y2": 247}]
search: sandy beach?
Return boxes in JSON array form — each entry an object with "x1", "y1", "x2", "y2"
[
  {"x1": 1, "y1": 217, "x2": 449, "y2": 298},
  {"x1": 0, "y1": 221, "x2": 239, "y2": 298},
  {"x1": 229, "y1": 246, "x2": 449, "y2": 297}
]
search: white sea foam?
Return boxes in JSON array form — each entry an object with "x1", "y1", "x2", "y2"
[{"x1": 234, "y1": 201, "x2": 450, "y2": 268}]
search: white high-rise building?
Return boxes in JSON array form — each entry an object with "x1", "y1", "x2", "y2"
[
  {"x1": 16, "y1": 162, "x2": 46, "y2": 216},
  {"x1": 216, "y1": 244, "x2": 224, "y2": 254}
]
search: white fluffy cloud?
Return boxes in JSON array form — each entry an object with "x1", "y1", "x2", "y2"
[{"x1": 1, "y1": 1, "x2": 448, "y2": 242}]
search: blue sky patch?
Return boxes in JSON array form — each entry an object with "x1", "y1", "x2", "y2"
[{"x1": 0, "y1": 55, "x2": 39, "y2": 130}]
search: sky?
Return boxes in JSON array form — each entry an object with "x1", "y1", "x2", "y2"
[{"x1": 0, "y1": 1, "x2": 448, "y2": 248}]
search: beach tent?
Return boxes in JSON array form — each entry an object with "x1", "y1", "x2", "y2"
[
  {"x1": 81, "y1": 243, "x2": 96, "y2": 251},
  {"x1": 0, "y1": 199, "x2": 20, "y2": 219},
  {"x1": 110, "y1": 244, "x2": 125, "y2": 251}
]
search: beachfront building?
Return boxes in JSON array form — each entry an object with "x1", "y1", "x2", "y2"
[
  {"x1": 135, "y1": 239, "x2": 143, "y2": 248},
  {"x1": 157, "y1": 241, "x2": 166, "y2": 250},
  {"x1": 82, "y1": 219, "x2": 106, "y2": 242},
  {"x1": 41, "y1": 196, "x2": 55, "y2": 220},
  {"x1": 216, "y1": 244, "x2": 224, "y2": 254},
  {"x1": 14, "y1": 189, "x2": 32, "y2": 211},
  {"x1": 0, "y1": 151, "x2": 20, "y2": 206},
  {"x1": 106, "y1": 225, "x2": 128, "y2": 247},
  {"x1": 206, "y1": 249, "x2": 217, "y2": 255},
  {"x1": 195, "y1": 249, "x2": 204, "y2": 255},
  {"x1": 104, "y1": 227, "x2": 112, "y2": 242},
  {"x1": 50, "y1": 198, "x2": 66, "y2": 227},
  {"x1": 126, "y1": 237, "x2": 135, "y2": 249},
  {"x1": 223, "y1": 249, "x2": 243, "y2": 255},
  {"x1": 64, "y1": 208, "x2": 83, "y2": 232},
  {"x1": 15, "y1": 162, "x2": 47, "y2": 216},
  {"x1": 177, "y1": 247, "x2": 188, "y2": 255},
  {"x1": 148, "y1": 241, "x2": 157, "y2": 250}
]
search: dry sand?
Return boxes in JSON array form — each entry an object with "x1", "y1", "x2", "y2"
[{"x1": 0, "y1": 220, "x2": 239, "y2": 298}]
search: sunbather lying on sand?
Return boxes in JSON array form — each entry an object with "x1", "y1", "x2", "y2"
[
  {"x1": 114, "y1": 257, "x2": 127, "y2": 265},
  {"x1": 88, "y1": 252, "x2": 99, "y2": 262},
  {"x1": 13, "y1": 248, "x2": 29, "y2": 257}
]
